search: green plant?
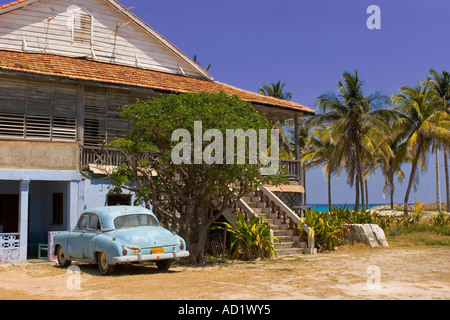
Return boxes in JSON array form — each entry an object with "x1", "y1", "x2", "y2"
[
  {"x1": 303, "y1": 209, "x2": 346, "y2": 251},
  {"x1": 300, "y1": 207, "x2": 396, "y2": 251},
  {"x1": 211, "y1": 211, "x2": 279, "y2": 260},
  {"x1": 397, "y1": 200, "x2": 423, "y2": 227},
  {"x1": 430, "y1": 212, "x2": 450, "y2": 232}
]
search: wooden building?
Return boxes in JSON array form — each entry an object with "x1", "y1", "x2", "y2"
[{"x1": 0, "y1": 0, "x2": 314, "y2": 263}]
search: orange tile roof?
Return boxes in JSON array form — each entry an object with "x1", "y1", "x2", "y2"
[
  {"x1": 265, "y1": 184, "x2": 305, "y2": 193},
  {"x1": 0, "y1": 50, "x2": 315, "y2": 114}
]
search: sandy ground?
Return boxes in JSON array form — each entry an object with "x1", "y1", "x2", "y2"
[{"x1": 0, "y1": 243, "x2": 449, "y2": 300}]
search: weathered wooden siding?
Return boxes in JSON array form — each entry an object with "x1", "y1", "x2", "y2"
[
  {"x1": 0, "y1": 74, "x2": 78, "y2": 141},
  {"x1": 0, "y1": 73, "x2": 159, "y2": 148},
  {"x1": 0, "y1": 0, "x2": 204, "y2": 78}
]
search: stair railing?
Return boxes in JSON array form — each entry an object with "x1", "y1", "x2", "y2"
[{"x1": 258, "y1": 185, "x2": 315, "y2": 253}]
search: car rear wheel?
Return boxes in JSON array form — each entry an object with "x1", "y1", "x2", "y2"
[
  {"x1": 156, "y1": 259, "x2": 172, "y2": 271},
  {"x1": 97, "y1": 252, "x2": 115, "y2": 275},
  {"x1": 56, "y1": 246, "x2": 71, "y2": 268}
]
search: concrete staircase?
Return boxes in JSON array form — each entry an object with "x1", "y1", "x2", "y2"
[{"x1": 240, "y1": 193, "x2": 307, "y2": 256}]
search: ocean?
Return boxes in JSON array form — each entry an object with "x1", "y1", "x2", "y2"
[{"x1": 307, "y1": 204, "x2": 387, "y2": 212}]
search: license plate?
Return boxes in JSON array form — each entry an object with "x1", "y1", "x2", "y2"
[{"x1": 151, "y1": 247, "x2": 164, "y2": 254}]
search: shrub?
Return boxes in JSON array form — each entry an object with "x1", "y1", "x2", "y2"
[
  {"x1": 211, "y1": 211, "x2": 279, "y2": 260},
  {"x1": 302, "y1": 207, "x2": 396, "y2": 251}
]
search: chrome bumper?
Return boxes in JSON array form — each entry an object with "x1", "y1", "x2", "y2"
[{"x1": 112, "y1": 249, "x2": 190, "y2": 264}]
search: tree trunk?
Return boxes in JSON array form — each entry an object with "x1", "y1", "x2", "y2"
[
  {"x1": 444, "y1": 147, "x2": 450, "y2": 213},
  {"x1": 354, "y1": 170, "x2": 360, "y2": 211},
  {"x1": 355, "y1": 142, "x2": 364, "y2": 210},
  {"x1": 404, "y1": 148, "x2": 422, "y2": 215},
  {"x1": 303, "y1": 163, "x2": 307, "y2": 205},
  {"x1": 389, "y1": 173, "x2": 395, "y2": 210},
  {"x1": 190, "y1": 226, "x2": 208, "y2": 265},
  {"x1": 365, "y1": 178, "x2": 369, "y2": 210},
  {"x1": 328, "y1": 168, "x2": 332, "y2": 210},
  {"x1": 436, "y1": 146, "x2": 442, "y2": 212}
]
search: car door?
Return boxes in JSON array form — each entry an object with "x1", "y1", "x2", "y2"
[
  {"x1": 83, "y1": 213, "x2": 102, "y2": 260},
  {"x1": 68, "y1": 214, "x2": 89, "y2": 259}
]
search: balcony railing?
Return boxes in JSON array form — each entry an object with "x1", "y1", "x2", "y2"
[
  {"x1": 81, "y1": 146, "x2": 302, "y2": 180},
  {"x1": 81, "y1": 146, "x2": 125, "y2": 170},
  {"x1": 279, "y1": 159, "x2": 302, "y2": 180}
]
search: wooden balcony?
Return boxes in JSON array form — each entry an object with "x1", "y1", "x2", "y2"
[
  {"x1": 279, "y1": 159, "x2": 302, "y2": 180},
  {"x1": 81, "y1": 146, "x2": 302, "y2": 181},
  {"x1": 81, "y1": 146, "x2": 124, "y2": 170}
]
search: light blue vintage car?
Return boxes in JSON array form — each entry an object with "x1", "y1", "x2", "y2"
[{"x1": 53, "y1": 206, "x2": 189, "y2": 275}]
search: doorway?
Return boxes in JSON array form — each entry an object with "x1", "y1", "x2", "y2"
[{"x1": 0, "y1": 194, "x2": 19, "y2": 233}]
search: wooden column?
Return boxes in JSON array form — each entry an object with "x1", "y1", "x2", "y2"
[{"x1": 294, "y1": 114, "x2": 303, "y2": 205}]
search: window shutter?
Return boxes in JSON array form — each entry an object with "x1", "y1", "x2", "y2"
[
  {"x1": 73, "y1": 9, "x2": 92, "y2": 44},
  {"x1": 52, "y1": 83, "x2": 77, "y2": 141},
  {"x1": 0, "y1": 76, "x2": 26, "y2": 138},
  {"x1": 84, "y1": 86, "x2": 107, "y2": 146},
  {"x1": 26, "y1": 80, "x2": 52, "y2": 139}
]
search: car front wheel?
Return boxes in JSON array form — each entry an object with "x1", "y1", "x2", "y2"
[
  {"x1": 56, "y1": 246, "x2": 71, "y2": 268},
  {"x1": 97, "y1": 252, "x2": 115, "y2": 275}
]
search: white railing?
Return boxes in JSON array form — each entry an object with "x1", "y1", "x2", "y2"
[
  {"x1": 0, "y1": 233, "x2": 20, "y2": 249},
  {"x1": 258, "y1": 185, "x2": 316, "y2": 253}
]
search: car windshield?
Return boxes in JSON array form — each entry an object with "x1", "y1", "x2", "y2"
[{"x1": 114, "y1": 214, "x2": 160, "y2": 229}]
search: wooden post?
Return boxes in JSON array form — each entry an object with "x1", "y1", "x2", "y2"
[
  {"x1": 294, "y1": 114, "x2": 299, "y2": 165},
  {"x1": 294, "y1": 114, "x2": 303, "y2": 206},
  {"x1": 222, "y1": 225, "x2": 227, "y2": 259}
]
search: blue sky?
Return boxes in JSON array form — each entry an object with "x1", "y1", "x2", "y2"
[{"x1": 120, "y1": 0, "x2": 449, "y2": 205}]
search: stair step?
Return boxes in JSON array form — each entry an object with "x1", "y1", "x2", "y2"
[
  {"x1": 275, "y1": 235, "x2": 293, "y2": 242},
  {"x1": 275, "y1": 248, "x2": 303, "y2": 256},
  {"x1": 272, "y1": 230, "x2": 288, "y2": 237},
  {"x1": 238, "y1": 192, "x2": 315, "y2": 255},
  {"x1": 275, "y1": 241, "x2": 297, "y2": 249}
]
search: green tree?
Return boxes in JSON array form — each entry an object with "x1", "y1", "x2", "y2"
[
  {"x1": 287, "y1": 119, "x2": 310, "y2": 203},
  {"x1": 192, "y1": 54, "x2": 211, "y2": 71},
  {"x1": 108, "y1": 92, "x2": 283, "y2": 264},
  {"x1": 312, "y1": 71, "x2": 390, "y2": 210},
  {"x1": 258, "y1": 80, "x2": 292, "y2": 101},
  {"x1": 258, "y1": 80, "x2": 294, "y2": 159},
  {"x1": 301, "y1": 125, "x2": 338, "y2": 209},
  {"x1": 377, "y1": 128, "x2": 407, "y2": 210},
  {"x1": 392, "y1": 83, "x2": 450, "y2": 215},
  {"x1": 428, "y1": 69, "x2": 450, "y2": 212}
]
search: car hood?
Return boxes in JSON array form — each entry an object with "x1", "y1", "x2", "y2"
[{"x1": 112, "y1": 226, "x2": 178, "y2": 249}]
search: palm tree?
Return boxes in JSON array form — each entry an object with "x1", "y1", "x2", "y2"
[
  {"x1": 312, "y1": 71, "x2": 390, "y2": 210},
  {"x1": 428, "y1": 69, "x2": 450, "y2": 212},
  {"x1": 376, "y1": 126, "x2": 407, "y2": 209},
  {"x1": 301, "y1": 125, "x2": 339, "y2": 209},
  {"x1": 192, "y1": 54, "x2": 211, "y2": 71},
  {"x1": 392, "y1": 83, "x2": 450, "y2": 215},
  {"x1": 259, "y1": 80, "x2": 292, "y2": 101},
  {"x1": 286, "y1": 119, "x2": 312, "y2": 204},
  {"x1": 258, "y1": 80, "x2": 294, "y2": 159}
]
